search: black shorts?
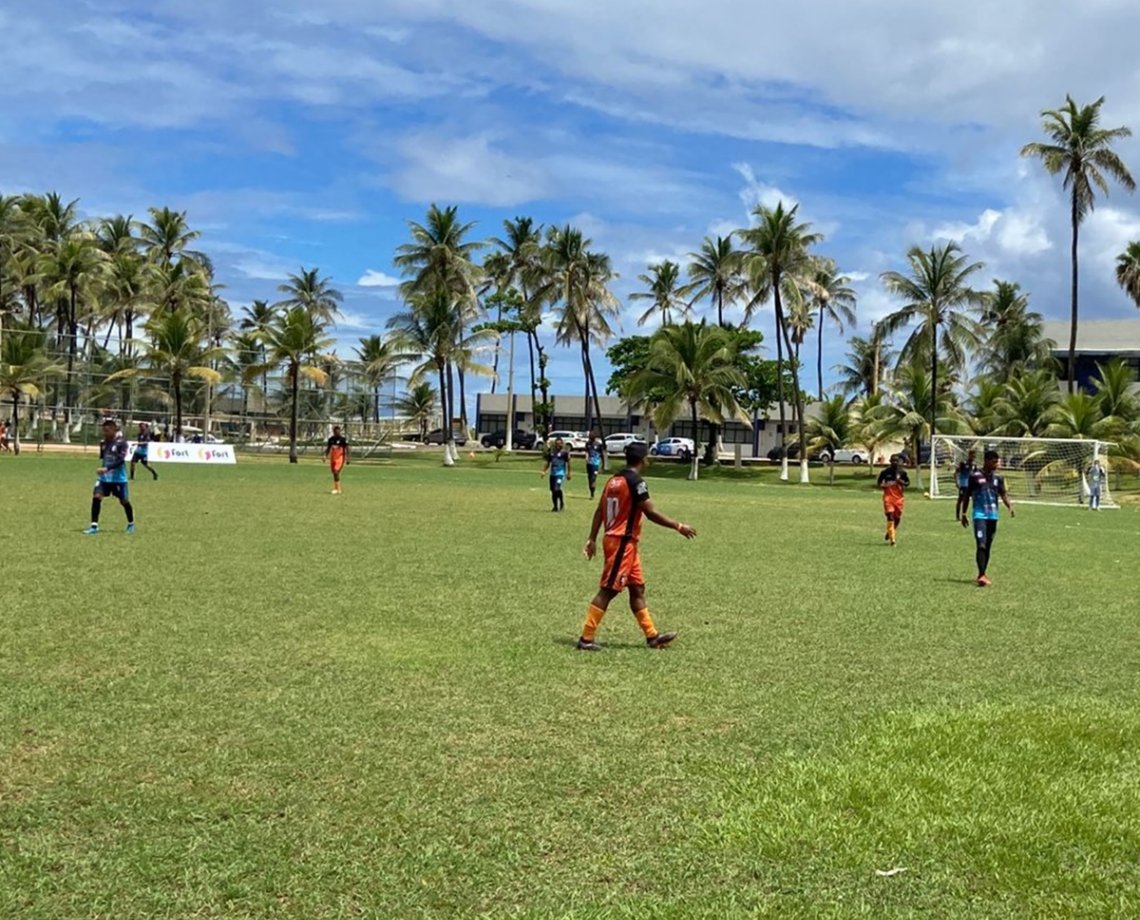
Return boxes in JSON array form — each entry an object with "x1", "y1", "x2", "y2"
[
  {"x1": 587, "y1": 465, "x2": 600, "y2": 482},
  {"x1": 549, "y1": 475, "x2": 565, "y2": 493},
  {"x1": 95, "y1": 480, "x2": 130, "y2": 501},
  {"x1": 131, "y1": 450, "x2": 148, "y2": 463}
]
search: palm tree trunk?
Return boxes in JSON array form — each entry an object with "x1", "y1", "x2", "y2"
[
  {"x1": 63, "y1": 286, "x2": 78, "y2": 443},
  {"x1": 174, "y1": 371, "x2": 184, "y2": 438},
  {"x1": 930, "y1": 316, "x2": 938, "y2": 489},
  {"x1": 689, "y1": 399, "x2": 699, "y2": 481},
  {"x1": 457, "y1": 366, "x2": 468, "y2": 432},
  {"x1": 585, "y1": 347, "x2": 603, "y2": 433},
  {"x1": 871, "y1": 326, "x2": 881, "y2": 396},
  {"x1": 773, "y1": 283, "x2": 789, "y2": 481},
  {"x1": 779, "y1": 312, "x2": 810, "y2": 484},
  {"x1": 717, "y1": 287, "x2": 725, "y2": 328},
  {"x1": 1068, "y1": 194, "x2": 1080, "y2": 395},
  {"x1": 288, "y1": 365, "x2": 299, "y2": 463},
  {"x1": 580, "y1": 337, "x2": 592, "y2": 431},
  {"x1": 439, "y1": 362, "x2": 454, "y2": 467},
  {"x1": 11, "y1": 393, "x2": 20, "y2": 455},
  {"x1": 538, "y1": 349, "x2": 551, "y2": 435},
  {"x1": 817, "y1": 305, "x2": 825, "y2": 401},
  {"x1": 526, "y1": 329, "x2": 537, "y2": 424}
]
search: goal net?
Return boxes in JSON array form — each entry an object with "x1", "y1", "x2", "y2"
[{"x1": 930, "y1": 435, "x2": 1117, "y2": 509}]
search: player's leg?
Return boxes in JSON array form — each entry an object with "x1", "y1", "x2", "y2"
[
  {"x1": 884, "y1": 509, "x2": 894, "y2": 543},
  {"x1": 143, "y1": 456, "x2": 158, "y2": 480},
  {"x1": 891, "y1": 511, "x2": 902, "y2": 544},
  {"x1": 114, "y1": 483, "x2": 135, "y2": 531},
  {"x1": 549, "y1": 476, "x2": 559, "y2": 511},
  {"x1": 86, "y1": 484, "x2": 106, "y2": 534},
  {"x1": 974, "y1": 518, "x2": 991, "y2": 585},
  {"x1": 588, "y1": 467, "x2": 598, "y2": 499},
  {"x1": 129, "y1": 457, "x2": 136, "y2": 480},
  {"x1": 579, "y1": 585, "x2": 618, "y2": 651},
  {"x1": 627, "y1": 559, "x2": 677, "y2": 648}
]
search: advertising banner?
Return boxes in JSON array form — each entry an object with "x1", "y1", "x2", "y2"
[{"x1": 140, "y1": 443, "x2": 237, "y2": 464}]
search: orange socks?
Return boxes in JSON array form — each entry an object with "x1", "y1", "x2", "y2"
[
  {"x1": 634, "y1": 608, "x2": 658, "y2": 640},
  {"x1": 581, "y1": 604, "x2": 606, "y2": 641}
]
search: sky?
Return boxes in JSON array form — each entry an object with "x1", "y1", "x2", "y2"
[{"x1": 5, "y1": 0, "x2": 1140, "y2": 410}]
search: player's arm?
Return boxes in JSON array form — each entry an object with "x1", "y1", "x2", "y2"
[
  {"x1": 1000, "y1": 482, "x2": 1015, "y2": 517},
  {"x1": 345, "y1": 440, "x2": 350, "y2": 464},
  {"x1": 566, "y1": 454, "x2": 572, "y2": 480},
  {"x1": 540, "y1": 456, "x2": 551, "y2": 476},
  {"x1": 323, "y1": 439, "x2": 330, "y2": 458},
  {"x1": 104, "y1": 442, "x2": 128, "y2": 474},
  {"x1": 642, "y1": 499, "x2": 696, "y2": 539},
  {"x1": 583, "y1": 498, "x2": 605, "y2": 559}
]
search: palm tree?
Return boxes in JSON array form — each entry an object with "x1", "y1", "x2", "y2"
[
  {"x1": 0, "y1": 325, "x2": 60, "y2": 453},
  {"x1": 1115, "y1": 241, "x2": 1140, "y2": 308},
  {"x1": 276, "y1": 268, "x2": 343, "y2": 324},
  {"x1": 492, "y1": 216, "x2": 546, "y2": 426},
  {"x1": 128, "y1": 311, "x2": 220, "y2": 438},
  {"x1": 805, "y1": 394, "x2": 854, "y2": 484},
  {"x1": 240, "y1": 300, "x2": 276, "y2": 400},
  {"x1": 852, "y1": 391, "x2": 891, "y2": 471},
  {"x1": 805, "y1": 258, "x2": 856, "y2": 400},
  {"x1": 388, "y1": 290, "x2": 462, "y2": 466},
  {"x1": 740, "y1": 202, "x2": 821, "y2": 482},
  {"x1": 682, "y1": 235, "x2": 744, "y2": 327},
  {"x1": 356, "y1": 334, "x2": 405, "y2": 423},
  {"x1": 1089, "y1": 359, "x2": 1140, "y2": 436},
  {"x1": 968, "y1": 377, "x2": 1005, "y2": 435},
  {"x1": 542, "y1": 225, "x2": 620, "y2": 430},
  {"x1": 392, "y1": 382, "x2": 437, "y2": 441},
  {"x1": 141, "y1": 207, "x2": 208, "y2": 269},
  {"x1": 152, "y1": 259, "x2": 211, "y2": 314},
  {"x1": 1047, "y1": 391, "x2": 1106, "y2": 440},
  {"x1": 263, "y1": 307, "x2": 333, "y2": 463},
  {"x1": 880, "y1": 242, "x2": 985, "y2": 463},
  {"x1": 631, "y1": 260, "x2": 688, "y2": 327},
  {"x1": 624, "y1": 321, "x2": 751, "y2": 481},
  {"x1": 992, "y1": 370, "x2": 1063, "y2": 438},
  {"x1": 230, "y1": 330, "x2": 265, "y2": 428},
  {"x1": 1022, "y1": 96, "x2": 1135, "y2": 392},
  {"x1": 395, "y1": 205, "x2": 486, "y2": 431},
  {"x1": 881, "y1": 360, "x2": 966, "y2": 488},
  {"x1": 979, "y1": 280, "x2": 1055, "y2": 384},
  {"x1": 835, "y1": 326, "x2": 893, "y2": 398}
]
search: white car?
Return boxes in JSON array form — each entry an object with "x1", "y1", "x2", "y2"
[
  {"x1": 547, "y1": 430, "x2": 587, "y2": 450},
  {"x1": 651, "y1": 437, "x2": 695, "y2": 459},
  {"x1": 818, "y1": 447, "x2": 867, "y2": 464},
  {"x1": 604, "y1": 432, "x2": 648, "y2": 454}
]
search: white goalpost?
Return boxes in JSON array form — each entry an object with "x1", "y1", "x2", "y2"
[{"x1": 930, "y1": 435, "x2": 1118, "y2": 509}]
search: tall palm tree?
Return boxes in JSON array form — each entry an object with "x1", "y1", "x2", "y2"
[
  {"x1": 739, "y1": 202, "x2": 821, "y2": 482},
  {"x1": 682, "y1": 234, "x2": 744, "y2": 327},
  {"x1": 979, "y1": 280, "x2": 1055, "y2": 384},
  {"x1": 624, "y1": 321, "x2": 750, "y2": 481},
  {"x1": 97, "y1": 216, "x2": 149, "y2": 355},
  {"x1": 240, "y1": 300, "x2": 277, "y2": 399},
  {"x1": 835, "y1": 325, "x2": 893, "y2": 397},
  {"x1": 264, "y1": 307, "x2": 333, "y2": 463},
  {"x1": 355, "y1": 334, "x2": 406, "y2": 423},
  {"x1": 492, "y1": 216, "x2": 546, "y2": 425},
  {"x1": 805, "y1": 258, "x2": 856, "y2": 400},
  {"x1": 395, "y1": 205, "x2": 486, "y2": 431},
  {"x1": 152, "y1": 259, "x2": 212, "y2": 314},
  {"x1": 880, "y1": 242, "x2": 985, "y2": 462},
  {"x1": 881, "y1": 360, "x2": 966, "y2": 488},
  {"x1": 480, "y1": 251, "x2": 511, "y2": 392},
  {"x1": 542, "y1": 225, "x2": 620, "y2": 430},
  {"x1": 0, "y1": 325, "x2": 60, "y2": 453},
  {"x1": 1022, "y1": 96, "x2": 1135, "y2": 392},
  {"x1": 141, "y1": 206, "x2": 208, "y2": 269},
  {"x1": 392, "y1": 382, "x2": 437, "y2": 442},
  {"x1": 276, "y1": 268, "x2": 343, "y2": 325},
  {"x1": 125, "y1": 311, "x2": 220, "y2": 438},
  {"x1": 230, "y1": 330, "x2": 265, "y2": 427},
  {"x1": 388, "y1": 290, "x2": 463, "y2": 466},
  {"x1": 631, "y1": 260, "x2": 688, "y2": 327},
  {"x1": 1115, "y1": 241, "x2": 1140, "y2": 309},
  {"x1": 805, "y1": 394, "x2": 854, "y2": 485}
]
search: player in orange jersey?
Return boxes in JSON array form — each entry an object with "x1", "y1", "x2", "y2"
[
  {"x1": 324, "y1": 426, "x2": 350, "y2": 494},
  {"x1": 877, "y1": 454, "x2": 910, "y2": 545},
  {"x1": 577, "y1": 442, "x2": 696, "y2": 651}
]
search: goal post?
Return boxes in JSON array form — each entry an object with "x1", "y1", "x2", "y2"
[{"x1": 930, "y1": 435, "x2": 1118, "y2": 509}]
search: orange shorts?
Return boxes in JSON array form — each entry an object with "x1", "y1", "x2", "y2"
[
  {"x1": 330, "y1": 450, "x2": 346, "y2": 473},
  {"x1": 883, "y1": 501, "x2": 904, "y2": 519},
  {"x1": 601, "y1": 535, "x2": 644, "y2": 591}
]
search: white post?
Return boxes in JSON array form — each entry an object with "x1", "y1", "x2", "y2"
[
  {"x1": 505, "y1": 329, "x2": 515, "y2": 452},
  {"x1": 929, "y1": 433, "x2": 938, "y2": 498}
]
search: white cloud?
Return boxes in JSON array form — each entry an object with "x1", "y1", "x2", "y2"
[
  {"x1": 933, "y1": 206, "x2": 1051, "y2": 257},
  {"x1": 733, "y1": 163, "x2": 797, "y2": 214},
  {"x1": 357, "y1": 270, "x2": 402, "y2": 288}
]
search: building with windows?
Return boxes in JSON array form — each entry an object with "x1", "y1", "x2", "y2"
[
  {"x1": 474, "y1": 392, "x2": 820, "y2": 458},
  {"x1": 1043, "y1": 318, "x2": 1140, "y2": 390}
]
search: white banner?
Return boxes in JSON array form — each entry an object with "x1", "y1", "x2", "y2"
[{"x1": 140, "y1": 443, "x2": 237, "y2": 464}]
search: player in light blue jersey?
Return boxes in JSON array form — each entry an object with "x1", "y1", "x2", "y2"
[
  {"x1": 964, "y1": 450, "x2": 1014, "y2": 587},
  {"x1": 85, "y1": 418, "x2": 136, "y2": 535},
  {"x1": 1087, "y1": 458, "x2": 1106, "y2": 511},
  {"x1": 584, "y1": 430, "x2": 606, "y2": 499},
  {"x1": 541, "y1": 438, "x2": 572, "y2": 512}
]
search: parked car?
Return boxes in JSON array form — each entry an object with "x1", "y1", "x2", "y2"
[
  {"x1": 767, "y1": 443, "x2": 801, "y2": 462},
  {"x1": 652, "y1": 437, "x2": 695, "y2": 460},
  {"x1": 481, "y1": 429, "x2": 542, "y2": 449},
  {"x1": 546, "y1": 430, "x2": 587, "y2": 450},
  {"x1": 425, "y1": 428, "x2": 468, "y2": 446},
  {"x1": 817, "y1": 447, "x2": 867, "y2": 464},
  {"x1": 604, "y1": 432, "x2": 648, "y2": 454}
]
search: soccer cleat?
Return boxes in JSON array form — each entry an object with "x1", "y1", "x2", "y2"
[
  {"x1": 646, "y1": 632, "x2": 678, "y2": 649},
  {"x1": 126, "y1": 523, "x2": 136, "y2": 534},
  {"x1": 83, "y1": 525, "x2": 99, "y2": 536},
  {"x1": 977, "y1": 575, "x2": 991, "y2": 588},
  {"x1": 576, "y1": 637, "x2": 604, "y2": 652}
]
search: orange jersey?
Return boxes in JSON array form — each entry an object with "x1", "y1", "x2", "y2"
[
  {"x1": 877, "y1": 466, "x2": 909, "y2": 510},
  {"x1": 601, "y1": 470, "x2": 650, "y2": 541}
]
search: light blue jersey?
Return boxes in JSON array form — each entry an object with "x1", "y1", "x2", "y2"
[{"x1": 98, "y1": 435, "x2": 130, "y2": 484}]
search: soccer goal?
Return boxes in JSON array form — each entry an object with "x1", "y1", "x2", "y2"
[{"x1": 930, "y1": 435, "x2": 1118, "y2": 509}]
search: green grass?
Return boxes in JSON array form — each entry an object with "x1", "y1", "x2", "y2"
[{"x1": 3, "y1": 452, "x2": 1140, "y2": 919}]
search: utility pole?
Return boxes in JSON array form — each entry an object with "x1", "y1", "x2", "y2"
[{"x1": 505, "y1": 323, "x2": 516, "y2": 452}]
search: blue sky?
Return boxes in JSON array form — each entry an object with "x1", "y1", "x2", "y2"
[{"x1": 5, "y1": 0, "x2": 1140, "y2": 406}]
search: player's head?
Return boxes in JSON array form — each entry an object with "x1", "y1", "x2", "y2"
[
  {"x1": 983, "y1": 449, "x2": 1000, "y2": 472},
  {"x1": 101, "y1": 418, "x2": 118, "y2": 437},
  {"x1": 625, "y1": 441, "x2": 649, "y2": 469},
  {"x1": 889, "y1": 453, "x2": 900, "y2": 468},
  {"x1": 966, "y1": 449, "x2": 976, "y2": 463},
  {"x1": 332, "y1": 425, "x2": 341, "y2": 435},
  {"x1": 590, "y1": 429, "x2": 599, "y2": 440},
  {"x1": 139, "y1": 421, "x2": 149, "y2": 431},
  {"x1": 555, "y1": 437, "x2": 564, "y2": 450}
]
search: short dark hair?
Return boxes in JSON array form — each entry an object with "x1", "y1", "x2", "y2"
[
  {"x1": 101, "y1": 417, "x2": 117, "y2": 428},
  {"x1": 984, "y1": 449, "x2": 1000, "y2": 462},
  {"x1": 625, "y1": 442, "x2": 649, "y2": 465}
]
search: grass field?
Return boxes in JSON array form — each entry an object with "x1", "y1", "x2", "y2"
[{"x1": 4, "y1": 452, "x2": 1140, "y2": 919}]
